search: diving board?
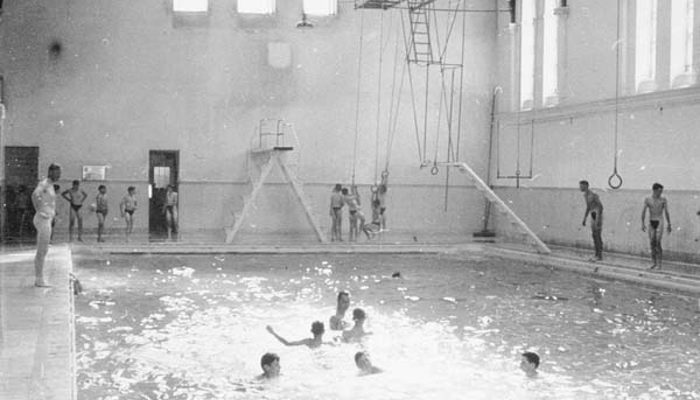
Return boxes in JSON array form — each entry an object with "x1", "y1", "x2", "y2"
[
  {"x1": 446, "y1": 162, "x2": 551, "y2": 254},
  {"x1": 225, "y1": 120, "x2": 327, "y2": 244}
]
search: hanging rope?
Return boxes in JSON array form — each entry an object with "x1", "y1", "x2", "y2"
[
  {"x1": 422, "y1": 63, "x2": 431, "y2": 166},
  {"x1": 431, "y1": 66, "x2": 445, "y2": 175},
  {"x1": 438, "y1": 0, "x2": 462, "y2": 63},
  {"x1": 455, "y1": 2, "x2": 467, "y2": 162},
  {"x1": 608, "y1": 0, "x2": 623, "y2": 189},
  {"x1": 399, "y1": 8, "x2": 425, "y2": 165},
  {"x1": 374, "y1": 12, "x2": 386, "y2": 183},
  {"x1": 385, "y1": 17, "x2": 407, "y2": 173},
  {"x1": 351, "y1": 10, "x2": 366, "y2": 185}
]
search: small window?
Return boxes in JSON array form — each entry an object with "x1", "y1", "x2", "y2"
[
  {"x1": 238, "y1": 0, "x2": 275, "y2": 14},
  {"x1": 173, "y1": 0, "x2": 208, "y2": 13},
  {"x1": 303, "y1": 0, "x2": 337, "y2": 16},
  {"x1": 154, "y1": 167, "x2": 171, "y2": 189}
]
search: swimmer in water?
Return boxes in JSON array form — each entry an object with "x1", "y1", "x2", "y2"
[
  {"x1": 266, "y1": 322, "x2": 326, "y2": 348},
  {"x1": 355, "y1": 351, "x2": 383, "y2": 375},
  {"x1": 342, "y1": 308, "x2": 371, "y2": 342},
  {"x1": 256, "y1": 352, "x2": 280, "y2": 380},
  {"x1": 520, "y1": 352, "x2": 540, "y2": 378},
  {"x1": 330, "y1": 291, "x2": 351, "y2": 330},
  {"x1": 641, "y1": 182, "x2": 672, "y2": 270}
]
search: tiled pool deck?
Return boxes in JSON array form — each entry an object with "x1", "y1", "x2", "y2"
[
  {"x1": 0, "y1": 245, "x2": 75, "y2": 400},
  {"x1": 1, "y1": 235, "x2": 699, "y2": 399}
]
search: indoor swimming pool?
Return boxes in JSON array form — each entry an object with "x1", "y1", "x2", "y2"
[{"x1": 74, "y1": 253, "x2": 700, "y2": 399}]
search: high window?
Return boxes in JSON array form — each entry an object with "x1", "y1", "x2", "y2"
[
  {"x1": 541, "y1": 0, "x2": 559, "y2": 106},
  {"x1": 519, "y1": 0, "x2": 536, "y2": 110},
  {"x1": 173, "y1": 0, "x2": 208, "y2": 12},
  {"x1": 519, "y1": 0, "x2": 563, "y2": 109},
  {"x1": 634, "y1": 0, "x2": 658, "y2": 92},
  {"x1": 303, "y1": 0, "x2": 337, "y2": 16},
  {"x1": 670, "y1": 0, "x2": 695, "y2": 88},
  {"x1": 238, "y1": 0, "x2": 275, "y2": 14}
]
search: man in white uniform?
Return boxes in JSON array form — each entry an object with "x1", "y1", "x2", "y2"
[{"x1": 31, "y1": 163, "x2": 61, "y2": 287}]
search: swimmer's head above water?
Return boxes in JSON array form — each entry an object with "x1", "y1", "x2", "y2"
[
  {"x1": 520, "y1": 352, "x2": 540, "y2": 378},
  {"x1": 352, "y1": 308, "x2": 366, "y2": 322},
  {"x1": 260, "y1": 352, "x2": 280, "y2": 379},
  {"x1": 337, "y1": 291, "x2": 350, "y2": 313},
  {"x1": 355, "y1": 351, "x2": 382, "y2": 375},
  {"x1": 311, "y1": 321, "x2": 325, "y2": 337}
]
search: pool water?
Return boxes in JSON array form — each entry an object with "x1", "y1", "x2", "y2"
[{"x1": 74, "y1": 253, "x2": 700, "y2": 399}]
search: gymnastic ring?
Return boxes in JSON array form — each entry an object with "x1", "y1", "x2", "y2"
[
  {"x1": 608, "y1": 172, "x2": 623, "y2": 189},
  {"x1": 430, "y1": 165, "x2": 439, "y2": 175},
  {"x1": 381, "y1": 170, "x2": 389, "y2": 178}
]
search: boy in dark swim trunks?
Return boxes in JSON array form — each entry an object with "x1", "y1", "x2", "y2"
[
  {"x1": 62, "y1": 180, "x2": 88, "y2": 242},
  {"x1": 579, "y1": 180, "x2": 604, "y2": 261},
  {"x1": 163, "y1": 185, "x2": 178, "y2": 239},
  {"x1": 343, "y1": 185, "x2": 371, "y2": 241},
  {"x1": 330, "y1": 184, "x2": 344, "y2": 242},
  {"x1": 95, "y1": 185, "x2": 108, "y2": 242},
  {"x1": 641, "y1": 183, "x2": 672, "y2": 270},
  {"x1": 120, "y1": 186, "x2": 137, "y2": 242}
]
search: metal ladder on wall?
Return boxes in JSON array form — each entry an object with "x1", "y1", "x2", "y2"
[
  {"x1": 445, "y1": 162, "x2": 551, "y2": 254},
  {"x1": 225, "y1": 120, "x2": 327, "y2": 244}
]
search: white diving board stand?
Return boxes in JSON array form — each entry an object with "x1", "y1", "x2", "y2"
[
  {"x1": 225, "y1": 148, "x2": 328, "y2": 244},
  {"x1": 445, "y1": 162, "x2": 551, "y2": 254}
]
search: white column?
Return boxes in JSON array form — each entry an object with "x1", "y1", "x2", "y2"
[
  {"x1": 554, "y1": 5, "x2": 569, "y2": 103},
  {"x1": 533, "y1": 0, "x2": 545, "y2": 107},
  {"x1": 655, "y1": 0, "x2": 671, "y2": 91}
]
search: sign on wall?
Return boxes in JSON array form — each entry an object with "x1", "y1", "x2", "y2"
[{"x1": 82, "y1": 165, "x2": 106, "y2": 181}]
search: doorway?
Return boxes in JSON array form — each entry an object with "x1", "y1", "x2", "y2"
[
  {"x1": 3, "y1": 146, "x2": 39, "y2": 243},
  {"x1": 149, "y1": 150, "x2": 179, "y2": 240}
]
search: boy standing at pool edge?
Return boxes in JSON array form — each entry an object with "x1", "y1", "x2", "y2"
[
  {"x1": 330, "y1": 184, "x2": 344, "y2": 242},
  {"x1": 95, "y1": 185, "x2": 109, "y2": 242},
  {"x1": 120, "y1": 186, "x2": 137, "y2": 242},
  {"x1": 62, "y1": 179, "x2": 88, "y2": 242},
  {"x1": 641, "y1": 182, "x2": 671, "y2": 270},
  {"x1": 579, "y1": 180, "x2": 604, "y2": 262}
]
